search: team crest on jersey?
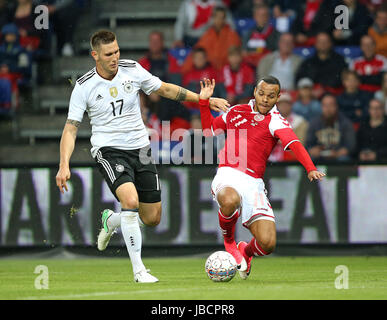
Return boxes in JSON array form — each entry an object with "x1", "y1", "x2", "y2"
[
  {"x1": 122, "y1": 80, "x2": 133, "y2": 94},
  {"x1": 109, "y1": 87, "x2": 118, "y2": 98},
  {"x1": 115, "y1": 164, "x2": 124, "y2": 172},
  {"x1": 254, "y1": 114, "x2": 265, "y2": 122}
]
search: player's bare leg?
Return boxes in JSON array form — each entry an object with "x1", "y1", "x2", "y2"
[
  {"x1": 98, "y1": 200, "x2": 161, "y2": 246},
  {"x1": 216, "y1": 187, "x2": 247, "y2": 271},
  {"x1": 238, "y1": 219, "x2": 276, "y2": 279},
  {"x1": 248, "y1": 219, "x2": 276, "y2": 254},
  {"x1": 115, "y1": 182, "x2": 158, "y2": 283},
  {"x1": 139, "y1": 201, "x2": 162, "y2": 227}
]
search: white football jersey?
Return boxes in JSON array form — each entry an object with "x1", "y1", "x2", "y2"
[{"x1": 68, "y1": 59, "x2": 162, "y2": 157}]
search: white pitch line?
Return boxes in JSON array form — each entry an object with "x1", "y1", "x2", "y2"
[
  {"x1": 19, "y1": 284, "x2": 387, "y2": 300},
  {"x1": 20, "y1": 287, "x2": 216, "y2": 300}
]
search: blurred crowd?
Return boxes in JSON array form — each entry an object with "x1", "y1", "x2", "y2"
[
  {"x1": 1, "y1": 0, "x2": 387, "y2": 163},
  {"x1": 0, "y1": 0, "x2": 85, "y2": 116},
  {"x1": 140, "y1": 0, "x2": 387, "y2": 163}
]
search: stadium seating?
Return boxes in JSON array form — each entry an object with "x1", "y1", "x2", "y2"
[
  {"x1": 19, "y1": 114, "x2": 91, "y2": 145},
  {"x1": 169, "y1": 48, "x2": 192, "y2": 66},
  {"x1": 293, "y1": 46, "x2": 363, "y2": 62},
  {"x1": 37, "y1": 85, "x2": 73, "y2": 115},
  {"x1": 56, "y1": 56, "x2": 95, "y2": 83},
  {"x1": 77, "y1": 25, "x2": 175, "y2": 52},
  {"x1": 234, "y1": 18, "x2": 256, "y2": 37},
  {"x1": 335, "y1": 46, "x2": 363, "y2": 64},
  {"x1": 97, "y1": 0, "x2": 181, "y2": 28},
  {"x1": 292, "y1": 46, "x2": 316, "y2": 58},
  {"x1": 234, "y1": 17, "x2": 294, "y2": 37}
]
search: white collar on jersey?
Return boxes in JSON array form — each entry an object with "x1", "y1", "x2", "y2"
[
  {"x1": 248, "y1": 99, "x2": 279, "y2": 115},
  {"x1": 95, "y1": 66, "x2": 120, "y2": 82}
]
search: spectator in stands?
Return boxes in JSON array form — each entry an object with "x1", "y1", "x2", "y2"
[
  {"x1": 333, "y1": 0, "x2": 373, "y2": 46},
  {"x1": 337, "y1": 70, "x2": 373, "y2": 126},
  {"x1": 356, "y1": 98, "x2": 387, "y2": 161},
  {"x1": 0, "y1": 78, "x2": 12, "y2": 118},
  {"x1": 182, "y1": 113, "x2": 219, "y2": 164},
  {"x1": 8, "y1": 0, "x2": 46, "y2": 54},
  {"x1": 139, "y1": 31, "x2": 182, "y2": 85},
  {"x1": 217, "y1": 46, "x2": 255, "y2": 106},
  {"x1": 242, "y1": 4, "x2": 281, "y2": 67},
  {"x1": 182, "y1": 47, "x2": 221, "y2": 112},
  {"x1": 228, "y1": 0, "x2": 264, "y2": 19},
  {"x1": 183, "y1": 47, "x2": 218, "y2": 86},
  {"x1": 278, "y1": 92, "x2": 309, "y2": 143},
  {"x1": 139, "y1": 31, "x2": 191, "y2": 132},
  {"x1": 0, "y1": 23, "x2": 32, "y2": 87},
  {"x1": 291, "y1": 0, "x2": 335, "y2": 47},
  {"x1": 295, "y1": 32, "x2": 348, "y2": 96},
  {"x1": 350, "y1": 35, "x2": 387, "y2": 93},
  {"x1": 173, "y1": 0, "x2": 234, "y2": 48},
  {"x1": 270, "y1": 92, "x2": 309, "y2": 162},
  {"x1": 272, "y1": 1, "x2": 301, "y2": 21},
  {"x1": 184, "y1": 113, "x2": 203, "y2": 163},
  {"x1": 0, "y1": 0, "x2": 12, "y2": 29},
  {"x1": 141, "y1": 104, "x2": 162, "y2": 142},
  {"x1": 12, "y1": 0, "x2": 38, "y2": 37},
  {"x1": 306, "y1": 93, "x2": 356, "y2": 161},
  {"x1": 257, "y1": 32, "x2": 303, "y2": 91},
  {"x1": 368, "y1": 6, "x2": 387, "y2": 57},
  {"x1": 181, "y1": 6, "x2": 241, "y2": 72},
  {"x1": 141, "y1": 96, "x2": 191, "y2": 142},
  {"x1": 272, "y1": 0, "x2": 301, "y2": 33},
  {"x1": 374, "y1": 72, "x2": 387, "y2": 111},
  {"x1": 292, "y1": 77, "x2": 322, "y2": 121},
  {"x1": 38, "y1": 0, "x2": 79, "y2": 56},
  {"x1": 359, "y1": 0, "x2": 384, "y2": 15}
]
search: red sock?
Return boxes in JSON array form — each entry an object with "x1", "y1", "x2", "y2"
[
  {"x1": 245, "y1": 238, "x2": 269, "y2": 257},
  {"x1": 218, "y1": 209, "x2": 239, "y2": 243}
]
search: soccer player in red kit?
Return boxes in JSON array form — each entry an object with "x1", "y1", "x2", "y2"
[{"x1": 198, "y1": 77, "x2": 325, "y2": 279}]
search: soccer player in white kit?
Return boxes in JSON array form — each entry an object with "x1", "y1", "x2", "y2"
[
  {"x1": 198, "y1": 77, "x2": 325, "y2": 279},
  {"x1": 55, "y1": 30, "x2": 229, "y2": 283}
]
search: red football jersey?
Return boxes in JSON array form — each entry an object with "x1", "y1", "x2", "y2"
[
  {"x1": 350, "y1": 54, "x2": 387, "y2": 92},
  {"x1": 200, "y1": 99, "x2": 302, "y2": 179},
  {"x1": 219, "y1": 62, "x2": 255, "y2": 96}
]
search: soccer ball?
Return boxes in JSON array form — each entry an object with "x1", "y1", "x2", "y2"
[{"x1": 205, "y1": 251, "x2": 237, "y2": 282}]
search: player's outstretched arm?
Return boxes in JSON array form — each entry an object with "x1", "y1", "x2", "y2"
[
  {"x1": 275, "y1": 129, "x2": 326, "y2": 182},
  {"x1": 155, "y1": 81, "x2": 229, "y2": 112},
  {"x1": 288, "y1": 141, "x2": 326, "y2": 182},
  {"x1": 198, "y1": 78, "x2": 227, "y2": 136},
  {"x1": 56, "y1": 120, "x2": 79, "y2": 193}
]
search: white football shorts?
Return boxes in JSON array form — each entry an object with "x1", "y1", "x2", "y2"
[{"x1": 211, "y1": 166, "x2": 275, "y2": 227}]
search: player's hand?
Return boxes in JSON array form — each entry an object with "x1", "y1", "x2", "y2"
[
  {"x1": 200, "y1": 78, "x2": 230, "y2": 112},
  {"x1": 56, "y1": 166, "x2": 71, "y2": 193},
  {"x1": 209, "y1": 97, "x2": 230, "y2": 112},
  {"x1": 308, "y1": 170, "x2": 326, "y2": 182},
  {"x1": 200, "y1": 78, "x2": 215, "y2": 100}
]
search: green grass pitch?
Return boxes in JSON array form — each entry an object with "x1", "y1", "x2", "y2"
[{"x1": 0, "y1": 256, "x2": 386, "y2": 300}]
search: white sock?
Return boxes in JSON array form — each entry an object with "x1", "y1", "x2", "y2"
[
  {"x1": 106, "y1": 211, "x2": 142, "y2": 229},
  {"x1": 120, "y1": 209, "x2": 146, "y2": 274},
  {"x1": 107, "y1": 211, "x2": 121, "y2": 229}
]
